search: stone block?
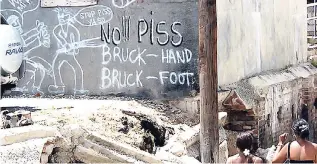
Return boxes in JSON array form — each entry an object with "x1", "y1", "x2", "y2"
[{"x1": 0, "y1": 125, "x2": 59, "y2": 146}]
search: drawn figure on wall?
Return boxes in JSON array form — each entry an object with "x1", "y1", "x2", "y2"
[
  {"x1": 112, "y1": 0, "x2": 136, "y2": 8},
  {"x1": 5, "y1": 13, "x2": 51, "y2": 94},
  {"x1": 48, "y1": 8, "x2": 90, "y2": 95},
  {"x1": 8, "y1": 0, "x2": 32, "y2": 12}
]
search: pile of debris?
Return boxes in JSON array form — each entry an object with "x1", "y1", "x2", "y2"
[
  {"x1": 0, "y1": 99, "x2": 203, "y2": 163},
  {"x1": 0, "y1": 109, "x2": 34, "y2": 129}
]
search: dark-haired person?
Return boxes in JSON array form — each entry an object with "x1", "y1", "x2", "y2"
[
  {"x1": 272, "y1": 119, "x2": 317, "y2": 163},
  {"x1": 226, "y1": 132, "x2": 263, "y2": 164}
]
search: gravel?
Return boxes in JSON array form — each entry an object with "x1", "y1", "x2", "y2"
[{"x1": 0, "y1": 137, "x2": 53, "y2": 164}]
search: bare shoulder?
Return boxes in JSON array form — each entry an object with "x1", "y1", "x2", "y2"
[
  {"x1": 312, "y1": 142, "x2": 317, "y2": 149},
  {"x1": 226, "y1": 154, "x2": 238, "y2": 163},
  {"x1": 253, "y1": 156, "x2": 263, "y2": 163}
]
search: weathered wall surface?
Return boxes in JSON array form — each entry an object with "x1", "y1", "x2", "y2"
[
  {"x1": 0, "y1": 0, "x2": 307, "y2": 98},
  {"x1": 1, "y1": 0, "x2": 199, "y2": 98},
  {"x1": 218, "y1": 0, "x2": 307, "y2": 85}
]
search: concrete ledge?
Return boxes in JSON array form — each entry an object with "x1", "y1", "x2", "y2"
[
  {"x1": 248, "y1": 63, "x2": 317, "y2": 89},
  {"x1": 0, "y1": 125, "x2": 59, "y2": 146}
]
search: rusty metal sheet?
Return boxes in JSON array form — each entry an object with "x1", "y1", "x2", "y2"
[{"x1": 41, "y1": 0, "x2": 97, "y2": 7}]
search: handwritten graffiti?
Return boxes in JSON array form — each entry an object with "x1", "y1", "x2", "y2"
[
  {"x1": 5, "y1": 0, "x2": 40, "y2": 18},
  {"x1": 138, "y1": 19, "x2": 183, "y2": 47},
  {"x1": 99, "y1": 15, "x2": 194, "y2": 90},
  {"x1": 112, "y1": 0, "x2": 136, "y2": 8},
  {"x1": 74, "y1": 5, "x2": 113, "y2": 27},
  {"x1": 101, "y1": 16, "x2": 131, "y2": 45},
  {"x1": 2, "y1": 1, "x2": 197, "y2": 97}
]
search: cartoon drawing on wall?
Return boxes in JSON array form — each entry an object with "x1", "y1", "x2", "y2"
[
  {"x1": 3, "y1": 11, "x2": 52, "y2": 94},
  {"x1": 112, "y1": 0, "x2": 136, "y2": 8},
  {"x1": 4, "y1": 0, "x2": 40, "y2": 20},
  {"x1": 49, "y1": 8, "x2": 105, "y2": 95},
  {"x1": 74, "y1": 5, "x2": 113, "y2": 27}
]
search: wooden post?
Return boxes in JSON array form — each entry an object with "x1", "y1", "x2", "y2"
[{"x1": 198, "y1": 0, "x2": 218, "y2": 163}]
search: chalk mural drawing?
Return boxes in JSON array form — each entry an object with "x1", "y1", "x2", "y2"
[
  {"x1": 3, "y1": 11, "x2": 51, "y2": 94},
  {"x1": 74, "y1": 5, "x2": 113, "y2": 27},
  {"x1": 112, "y1": 0, "x2": 136, "y2": 8},
  {"x1": 4, "y1": 0, "x2": 40, "y2": 20},
  {"x1": 49, "y1": 8, "x2": 110, "y2": 95}
]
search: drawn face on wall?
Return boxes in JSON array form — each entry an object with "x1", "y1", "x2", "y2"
[
  {"x1": 54, "y1": 8, "x2": 72, "y2": 25},
  {"x1": 7, "y1": 15, "x2": 23, "y2": 34},
  {"x1": 57, "y1": 12, "x2": 70, "y2": 25}
]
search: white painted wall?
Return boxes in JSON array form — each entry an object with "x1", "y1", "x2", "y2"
[{"x1": 217, "y1": 0, "x2": 307, "y2": 85}]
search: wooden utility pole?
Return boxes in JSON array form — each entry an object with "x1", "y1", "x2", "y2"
[{"x1": 198, "y1": 0, "x2": 218, "y2": 163}]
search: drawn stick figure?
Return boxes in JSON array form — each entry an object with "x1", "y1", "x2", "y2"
[
  {"x1": 5, "y1": 14, "x2": 51, "y2": 94},
  {"x1": 48, "y1": 8, "x2": 88, "y2": 95}
]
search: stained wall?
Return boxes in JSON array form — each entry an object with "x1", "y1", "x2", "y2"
[{"x1": 0, "y1": 0, "x2": 307, "y2": 98}]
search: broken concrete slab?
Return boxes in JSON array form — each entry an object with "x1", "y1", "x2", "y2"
[
  {"x1": 159, "y1": 112, "x2": 227, "y2": 158},
  {"x1": 87, "y1": 132, "x2": 163, "y2": 163},
  {"x1": 40, "y1": 138, "x2": 56, "y2": 163},
  {"x1": 0, "y1": 125, "x2": 60, "y2": 146},
  {"x1": 79, "y1": 138, "x2": 130, "y2": 163},
  {"x1": 177, "y1": 112, "x2": 227, "y2": 148},
  {"x1": 74, "y1": 146, "x2": 115, "y2": 163}
]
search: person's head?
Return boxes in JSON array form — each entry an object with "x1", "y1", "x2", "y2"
[
  {"x1": 292, "y1": 119, "x2": 309, "y2": 140},
  {"x1": 236, "y1": 132, "x2": 253, "y2": 153}
]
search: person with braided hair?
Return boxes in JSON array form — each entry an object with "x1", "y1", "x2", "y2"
[
  {"x1": 272, "y1": 119, "x2": 317, "y2": 163},
  {"x1": 226, "y1": 132, "x2": 263, "y2": 164}
]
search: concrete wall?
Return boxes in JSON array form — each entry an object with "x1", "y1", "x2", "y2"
[
  {"x1": 218, "y1": 0, "x2": 307, "y2": 85},
  {"x1": 0, "y1": 0, "x2": 307, "y2": 98}
]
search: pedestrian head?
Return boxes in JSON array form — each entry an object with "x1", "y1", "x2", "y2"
[
  {"x1": 292, "y1": 119, "x2": 309, "y2": 140},
  {"x1": 236, "y1": 132, "x2": 253, "y2": 154}
]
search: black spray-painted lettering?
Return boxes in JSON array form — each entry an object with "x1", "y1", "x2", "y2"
[
  {"x1": 156, "y1": 21, "x2": 169, "y2": 46},
  {"x1": 112, "y1": 27, "x2": 121, "y2": 45},
  {"x1": 101, "y1": 16, "x2": 130, "y2": 45},
  {"x1": 171, "y1": 22, "x2": 183, "y2": 47},
  {"x1": 137, "y1": 19, "x2": 183, "y2": 47},
  {"x1": 138, "y1": 19, "x2": 148, "y2": 43}
]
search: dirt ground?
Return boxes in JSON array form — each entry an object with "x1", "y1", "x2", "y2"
[{"x1": 0, "y1": 97, "x2": 199, "y2": 150}]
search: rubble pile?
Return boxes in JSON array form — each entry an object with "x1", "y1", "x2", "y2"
[
  {"x1": 0, "y1": 98, "x2": 202, "y2": 163},
  {"x1": 0, "y1": 97, "x2": 277, "y2": 163},
  {"x1": 0, "y1": 109, "x2": 34, "y2": 129}
]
